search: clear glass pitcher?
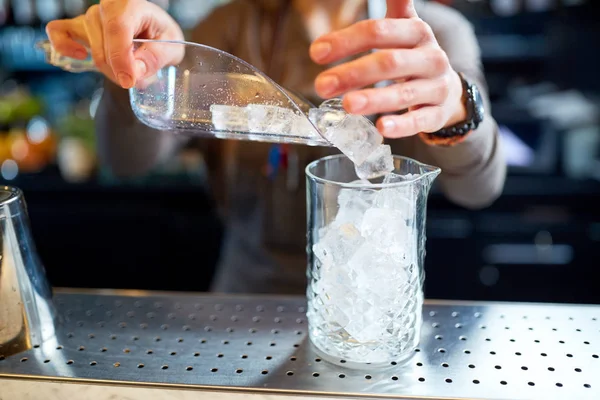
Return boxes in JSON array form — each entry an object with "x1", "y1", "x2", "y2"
[{"x1": 305, "y1": 155, "x2": 441, "y2": 367}]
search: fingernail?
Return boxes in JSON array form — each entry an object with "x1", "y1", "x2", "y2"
[
  {"x1": 316, "y1": 75, "x2": 339, "y2": 96},
  {"x1": 382, "y1": 119, "x2": 396, "y2": 133},
  {"x1": 310, "y1": 42, "x2": 331, "y2": 61},
  {"x1": 74, "y1": 49, "x2": 87, "y2": 59},
  {"x1": 117, "y1": 72, "x2": 133, "y2": 88},
  {"x1": 134, "y1": 59, "x2": 147, "y2": 79},
  {"x1": 348, "y1": 93, "x2": 368, "y2": 112}
]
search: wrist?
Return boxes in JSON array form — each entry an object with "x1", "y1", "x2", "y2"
[
  {"x1": 444, "y1": 70, "x2": 467, "y2": 128},
  {"x1": 420, "y1": 72, "x2": 485, "y2": 147}
]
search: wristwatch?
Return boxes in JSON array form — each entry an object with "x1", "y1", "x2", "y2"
[{"x1": 421, "y1": 72, "x2": 485, "y2": 145}]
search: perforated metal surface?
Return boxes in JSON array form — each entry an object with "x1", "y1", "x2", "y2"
[{"x1": 0, "y1": 290, "x2": 598, "y2": 400}]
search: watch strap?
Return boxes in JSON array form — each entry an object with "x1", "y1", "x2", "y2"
[
  {"x1": 418, "y1": 131, "x2": 470, "y2": 146},
  {"x1": 420, "y1": 72, "x2": 479, "y2": 146}
]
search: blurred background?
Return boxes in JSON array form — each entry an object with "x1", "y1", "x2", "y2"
[{"x1": 0, "y1": 0, "x2": 598, "y2": 303}]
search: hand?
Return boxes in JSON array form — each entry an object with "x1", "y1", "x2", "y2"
[
  {"x1": 46, "y1": 0, "x2": 184, "y2": 89},
  {"x1": 309, "y1": 0, "x2": 466, "y2": 139}
]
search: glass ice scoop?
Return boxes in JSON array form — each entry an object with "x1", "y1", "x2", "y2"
[{"x1": 37, "y1": 38, "x2": 337, "y2": 146}]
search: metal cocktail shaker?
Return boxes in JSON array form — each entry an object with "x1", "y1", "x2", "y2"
[{"x1": 0, "y1": 186, "x2": 57, "y2": 357}]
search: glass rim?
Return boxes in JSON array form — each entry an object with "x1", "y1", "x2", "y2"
[
  {"x1": 305, "y1": 154, "x2": 441, "y2": 188},
  {"x1": 0, "y1": 186, "x2": 22, "y2": 206}
]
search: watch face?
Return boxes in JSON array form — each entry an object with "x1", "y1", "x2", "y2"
[{"x1": 471, "y1": 84, "x2": 485, "y2": 123}]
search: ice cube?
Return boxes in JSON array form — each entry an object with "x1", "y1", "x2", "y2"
[
  {"x1": 383, "y1": 172, "x2": 419, "y2": 184},
  {"x1": 210, "y1": 105, "x2": 249, "y2": 132},
  {"x1": 354, "y1": 144, "x2": 394, "y2": 180},
  {"x1": 337, "y1": 184, "x2": 376, "y2": 208},
  {"x1": 360, "y1": 208, "x2": 411, "y2": 255},
  {"x1": 319, "y1": 262, "x2": 359, "y2": 293},
  {"x1": 308, "y1": 107, "x2": 345, "y2": 133},
  {"x1": 312, "y1": 222, "x2": 364, "y2": 267},
  {"x1": 334, "y1": 207, "x2": 363, "y2": 228},
  {"x1": 320, "y1": 98, "x2": 344, "y2": 110},
  {"x1": 375, "y1": 173, "x2": 417, "y2": 218},
  {"x1": 348, "y1": 243, "x2": 412, "y2": 305},
  {"x1": 335, "y1": 185, "x2": 377, "y2": 227},
  {"x1": 343, "y1": 298, "x2": 393, "y2": 343},
  {"x1": 291, "y1": 113, "x2": 321, "y2": 138},
  {"x1": 312, "y1": 278, "x2": 356, "y2": 333},
  {"x1": 246, "y1": 105, "x2": 294, "y2": 135},
  {"x1": 324, "y1": 115, "x2": 383, "y2": 165}
]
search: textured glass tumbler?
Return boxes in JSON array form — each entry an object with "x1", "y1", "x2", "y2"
[{"x1": 305, "y1": 155, "x2": 440, "y2": 367}]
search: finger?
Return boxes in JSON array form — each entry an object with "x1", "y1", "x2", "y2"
[
  {"x1": 310, "y1": 18, "x2": 430, "y2": 65},
  {"x1": 344, "y1": 78, "x2": 450, "y2": 115},
  {"x1": 84, "y1": 7, "x2": 108, "y2": 70},
  {"x1": 133, "y1": 40, "x2": 185, "y2": 79},
  {"x1": 99, "y1": 0, "x2": 139, "y2": 88},
  {"x1": 315, "y1": 47, "x2": 449, "y2": 98},
  {"x1": 131, "y1": 5, "x2": 185, "y2": 81},
  {"x1": 84, "y1": 6, "x2": 122, "y2": 84},
  {"x1": 386, "y1": 0, "x2": 418, "y2": 19},
  {"x1": 377, "y1": 106, "x2": 447, "y2": 138},
  {"x1": 45, "y1": 18, "x2": 89, "y2": 59}
]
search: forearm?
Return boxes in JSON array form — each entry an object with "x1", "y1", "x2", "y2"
[
  {"x1": 95, "y1": 80, "x2": 186, "y2": 178},
  {"x1": 414, "y1": 111, "x2": 506, "y2": 209}
]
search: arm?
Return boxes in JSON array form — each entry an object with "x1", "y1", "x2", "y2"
[{"x1": 412, "y1": 3, "x2": 506, "y2": 209}]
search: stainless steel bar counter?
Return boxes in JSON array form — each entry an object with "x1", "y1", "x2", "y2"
[{"x1": 1, "y1": 289, "x2": 598, "y2": 400}]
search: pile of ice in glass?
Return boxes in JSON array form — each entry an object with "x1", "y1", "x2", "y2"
[
  {"x1": 307, "y1": 101, "x2": 419, "y2": 361},
  {"x1": 309, "y1": 171, "x2": 420, "y2": 361},
  {"x1": 210, "y1": 98, "x2": 394, "y2": 180}
]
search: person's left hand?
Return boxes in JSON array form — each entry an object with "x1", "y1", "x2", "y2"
[{"x1": 309, "y1": 0, "x2": 466, "y2": 139}]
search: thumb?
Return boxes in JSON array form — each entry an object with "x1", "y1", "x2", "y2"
[{"x1": 385, "y1": 0, "x2": 418, "y2": 19}]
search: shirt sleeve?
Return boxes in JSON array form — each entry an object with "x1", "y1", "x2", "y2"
[{"x1": 408, "y1": 2, "x2": 507, "y2": 209}]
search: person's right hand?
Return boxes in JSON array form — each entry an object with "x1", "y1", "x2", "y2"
[{"x1": 46, "y1": 0, "x2": 184, "y2": 89}]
